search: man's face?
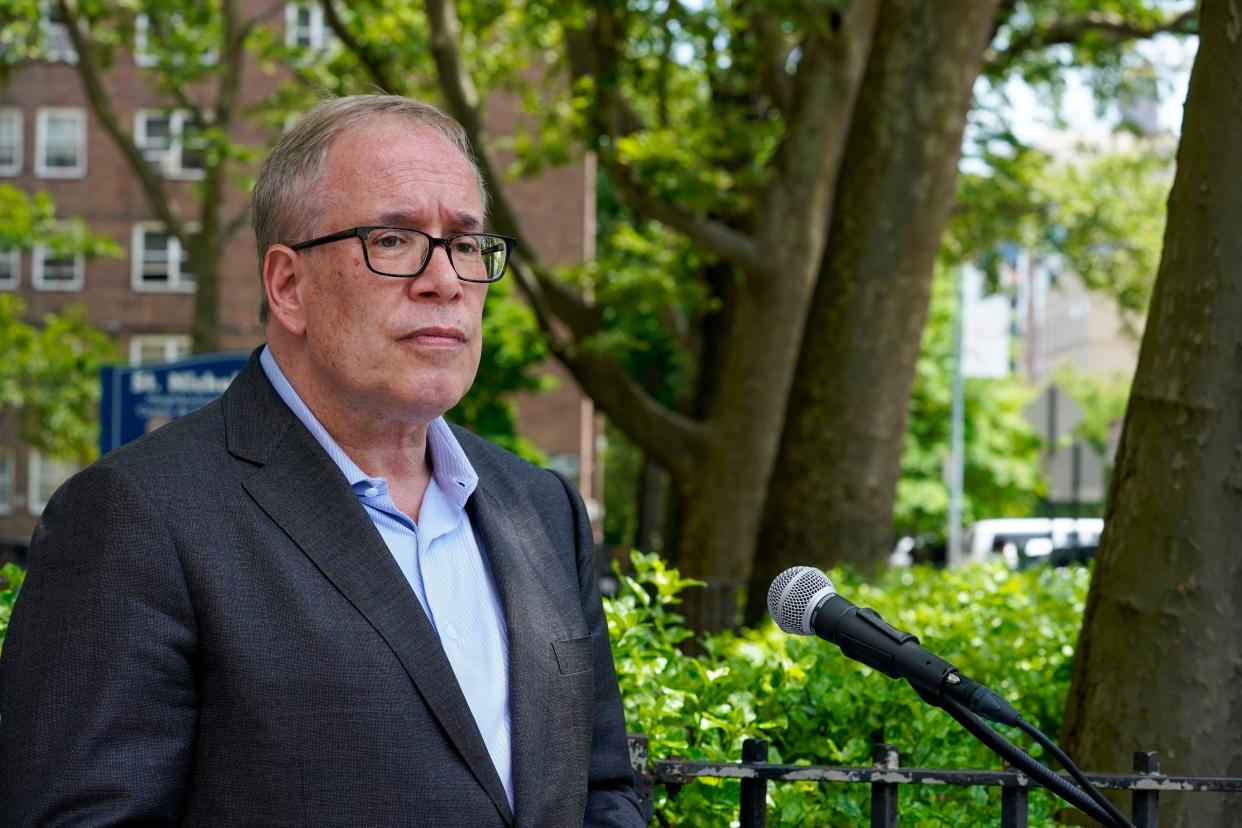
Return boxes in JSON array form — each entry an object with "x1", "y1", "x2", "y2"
[{"x1": 294, "y1": 121, "x2": 489, "y2": 426}]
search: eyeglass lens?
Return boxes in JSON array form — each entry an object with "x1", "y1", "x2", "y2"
[{"x1": 364, "y1": 228, "x2": 506, "y2": 280}]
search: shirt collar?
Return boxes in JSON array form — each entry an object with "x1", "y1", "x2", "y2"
[{"x1": 259, "y1": 345, "x2": 478, "y2": 508}]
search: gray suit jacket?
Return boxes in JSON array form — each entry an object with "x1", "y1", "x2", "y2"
[{"x1": 0, "y1": 352, "x2": 644, "y2": 827}]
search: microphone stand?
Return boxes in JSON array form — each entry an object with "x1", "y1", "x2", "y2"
[{"x1": 928, "y1": 691, "x2": 1132, "y2": 828}]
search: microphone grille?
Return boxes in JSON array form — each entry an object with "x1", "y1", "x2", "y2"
[{"x1": 768, "y1": 566, "x2": 836, "y2": 635}]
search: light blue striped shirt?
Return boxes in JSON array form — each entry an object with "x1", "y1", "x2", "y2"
[{"x1": 260, "y1": 346, "x2": 514, "y2": 809}]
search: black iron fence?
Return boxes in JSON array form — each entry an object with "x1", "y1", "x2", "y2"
[{"x1": 626, "y1": 735, "x2": 1242, "y2": 827}]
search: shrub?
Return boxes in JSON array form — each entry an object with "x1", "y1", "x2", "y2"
[
  {"x1": 605, "y1": 552, "x2": 1089, "y2": 827},
  {"x1": 0, "y1": 562, "x2": 25, "y2": 659}
]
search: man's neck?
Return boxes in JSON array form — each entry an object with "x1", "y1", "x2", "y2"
[{"x1": 268, "y1": 343, "x2": 438, "y2": 520}]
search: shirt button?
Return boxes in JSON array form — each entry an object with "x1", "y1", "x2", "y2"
[{"x1": 363, "y1": 487, "x2": 379, "y2": 498}]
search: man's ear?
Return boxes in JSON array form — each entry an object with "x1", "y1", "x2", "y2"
[{"x1": 263, "y1": 244, "x2": 307, "y2": 336}]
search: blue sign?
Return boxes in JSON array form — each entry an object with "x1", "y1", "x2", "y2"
[{"x1": 100, "y1": 352, "x2": 249, "y2": 455}]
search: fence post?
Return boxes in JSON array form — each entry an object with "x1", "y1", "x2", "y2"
[
  {"x1": 627, "y1": 734, "x2": 654, "y2": 825},
  {"x1": 1001, "y1": 756, "x2": 1029, "y2": 828},
  {"x1": 1132, "y1": 751, "x2": 1160, "y2": 828},
  {"x1": 871, "y1": 741, "x2": 900, "y2": 828},
  {"x1": 739, "y1": 738, "x2": 769, "y2": 828}
]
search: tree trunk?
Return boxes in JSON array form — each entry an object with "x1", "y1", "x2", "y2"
[
  {"x1": 673, "y1": 4, "x2": 881, "y2": 633},
  {"x1": 673, "y1": 248, "x2": 835, "y2": 631},
  {"x1": 1062, "y1": 6, "x2": 1242, "y2": 825},
  {"x1": 189, "y1": 234, "x2": 221, "y2": 353},
  {"x1": 746, "y1": 0, "x2": 1000, "y2": 620}
]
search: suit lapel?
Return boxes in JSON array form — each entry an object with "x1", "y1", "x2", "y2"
[
  {"x1": 467, "y1": 481, "x2": 563, "y2": 826},
  {"x1": 223, "y1": 354, "x2": 515, "y2": 825}
]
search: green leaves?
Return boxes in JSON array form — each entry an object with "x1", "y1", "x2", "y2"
[
  {"x1": 607, "y1": 553, "x2": 1090, "y2": 825},
  {"x1": 0, "y1": 186, "x2": 119, "y2": 462},
  {"x1": 0, "y1": 295, "x2": 117, "y2": 463},
  {"x1": 0, "y1": 562, "x2": 26, "y2": 659}
]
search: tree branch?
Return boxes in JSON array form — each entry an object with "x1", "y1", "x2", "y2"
[
  {"x1": 508, "y1": 261, "x2": 706, "y2": 478},
  {"x1": 598, "y1": 152, "x2": 768, "y2": 275},
  {"x1": 552, "y1": 339, "x2": 707, "y2": 481},
  {"x1": 195, "y1": 0, "x2": 246, "y2": 246},
  {"x1": 223, "y1": 205, "x2": 251, "y2": 242},
  {"x1": 749, "y1": 9, "x2": 794, "y2": 114},
  {"x1": 320, "y1": 0, "x2": 402, "y2": 93},
  {"x1": 988, "y1": 9, "x2": 1197, "y2": 71},
  {"x1": 568, "y1": 3, "x2": 767, "y2": 276},
  {"x1": 416, "y1": 0, "x2": 706, "y2": 475},
  {"x1": 757, "y1": 0, "x2": 879, "y2": 248},
  {"x1": 57, "y1": 0, "x2": 184, "y2": 239}
]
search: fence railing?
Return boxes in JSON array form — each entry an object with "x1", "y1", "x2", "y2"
[{"x1": 626, "y1": 734, "x2": 1242, "y2": 827}]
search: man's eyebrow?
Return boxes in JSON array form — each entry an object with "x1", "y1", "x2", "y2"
[{"x1": 377, "y1": 210, "x2": 483, "y2": 231}]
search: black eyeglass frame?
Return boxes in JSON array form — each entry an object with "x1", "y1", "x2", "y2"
[{"x1": 288, "y1": 225, "x2": 516, "y2": 283}]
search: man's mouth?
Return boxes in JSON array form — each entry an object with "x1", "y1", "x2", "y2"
[{"x1": 400, "y1": 326, "x2": 467, "y2": 347}]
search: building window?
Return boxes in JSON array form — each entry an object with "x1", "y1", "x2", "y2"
[
  {"x1": 129, "y1": 334, "x2": 192, "y2": 365},
  {"x1": 285, "y1": 2, "x2": 330, "y2": 51},
  {"x1": 35, "y1": 107, "x2": 86, "y2": 178},
  {"x1": 134, "y1": 13, "x2": 156, "y2": 67},
  {"x1": 135, "y1": 110, "x2": 206, "y2": 178},
  {"x1": 28, "y1": 450, "x2": 79, "y2": 516},
  {"x1": 0, "y1": 108, "x2": 21, "y2": 176},
  {"x1": 0, "y1": 447, "x2": 14, "y2": 516},
  {"x1": 40, "y1": 2, "x2": 78, "y2": 64},
  {"x1": 132, "y1": 223, "x2": 195, "y2": 292},
  {"x1": 32, "y1": 232, "x2": 84, "y2": 291},
  {"x1": 0, "y1": 248, "x2": 19, "y2": 289}
]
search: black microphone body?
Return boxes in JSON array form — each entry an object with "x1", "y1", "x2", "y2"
[
  {"x1": 773, "y1": 567, "x2": 1021, "y2": 726},
  {"x1": 810, "y1": 593, "x2": 956, "y2": 699}
]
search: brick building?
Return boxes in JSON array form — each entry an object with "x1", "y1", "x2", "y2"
[{"x1": 0, "y1": 4, "x2": 599, "y2": 560}]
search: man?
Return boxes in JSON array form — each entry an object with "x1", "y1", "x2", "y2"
[{"x1": 0, "y1": 95, "x2": 644, "y2": 828}]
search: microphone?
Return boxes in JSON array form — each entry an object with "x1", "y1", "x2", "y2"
[{"x1": 767, "y1": 566, "x2": 1020, "y2": 726}]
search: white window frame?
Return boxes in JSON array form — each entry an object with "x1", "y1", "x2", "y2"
[
  {"x1": 285, "y1": 2, "x2": 330, "y2": 51},
  {"x1": 0, "y1": 107, "x2": 22, "y2": 176},
  {"x1": 129, "y1": 333, "x2": 193, "y2": 365},
  {"x1": 131, "y1": 222, "x2": 197, "y2": 293},
  {"x1": 0, "y1": 447, "x2": 14, "y2": 516},
  {"x1": 0, "y1": 248, "x2": 19, "y2": 290},
  {"x1": 134, "y1": 109, "x2": 206, "y2": 179},
  {"x1": 40, "y1": 1, "x2": 78, "y2": 64},
  {"x1": 32, "y1": 227, "x2": 85, "y2": 291},
  {"x1": 28, "y1": 450, "x2": 79, "y2": 516},
  {"x1": 35, "y1": 107, "x2": 87, "y2": 178},
  {"x1": 134, "y1": 13, "x2": 157, "y2": 67}
]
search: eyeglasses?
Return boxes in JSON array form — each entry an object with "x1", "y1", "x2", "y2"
[{"x1": 289, "y1": 226, "x2": 516, "y2": 283}]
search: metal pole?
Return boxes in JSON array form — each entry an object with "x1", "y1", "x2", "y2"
[
  {"x1": 948, "y1": 267, "x2": 966, "y2": 568},
  {"x1": 739, "y1": 739, "x2": 768, "y2": 828}
]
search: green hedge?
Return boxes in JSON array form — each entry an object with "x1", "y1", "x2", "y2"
[
  {"x1": 605, "y1": 552, "x2": 1089, "y2": 827},
  {"x1": 0, "y1": 563, "x2": 24, "y2": 660}
]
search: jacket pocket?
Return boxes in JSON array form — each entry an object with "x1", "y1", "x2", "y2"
[{"x1": 551, "y1": 634, "x2": 594, "y2": 675}]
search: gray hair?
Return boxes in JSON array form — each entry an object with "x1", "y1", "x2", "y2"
[{"x1": 251, "y1": 95, "x2": 489, "y2": 323}]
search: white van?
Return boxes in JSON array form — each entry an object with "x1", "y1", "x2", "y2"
[{"x1": 964, "y1": 518, "x2": 1103, "y2": 569}]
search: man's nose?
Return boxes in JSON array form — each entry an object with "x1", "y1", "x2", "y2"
[{"x1": 414, "y1": 242, "x2": 461, "y2": 300}]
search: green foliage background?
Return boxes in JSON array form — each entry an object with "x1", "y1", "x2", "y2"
[
  {"x1": 0, "y1": 563, "x2": 26, "y2": 659},
  {"x1": 607, "y1": 552, "x2": 1089, "y2": 826}
]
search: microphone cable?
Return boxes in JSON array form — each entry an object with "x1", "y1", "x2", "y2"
[{"x1": 939, "y1": 696, "x2": 1133, "y2": 828}]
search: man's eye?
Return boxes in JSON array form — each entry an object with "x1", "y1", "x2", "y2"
[
  {"x1": 373, "y1": 234, "x2": 407, "y2": 250},
  {"x1": 453, "y1": 239, "x2": 482, "y2": 256}
]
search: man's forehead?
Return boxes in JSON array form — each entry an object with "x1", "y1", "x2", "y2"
[
  {"x1": 328, "y1": 119, "x2": 471, "y2": 174},
  {"x1": 321, "y1": 121, "x2": 484, "y2": 221}
]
